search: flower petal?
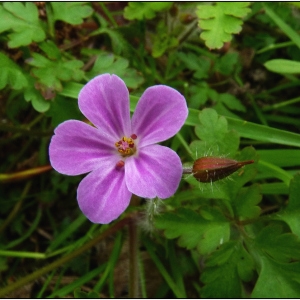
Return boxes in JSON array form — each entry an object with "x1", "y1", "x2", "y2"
[
  {"x1": 77, "y1": 161, "x2": 132, "y2": 224},
  {"x1": 49, "y1": 120, "x2": 117, "y2": 175},
  {"x1": 125, "y1": 144, "x2": 182, "y2": 199},
  {"x1": 131, "y1": 85, "x2": 188, "y2": 147},
  {"x1": 78, "y1": 74, "x2": 131, "y2": 139}
]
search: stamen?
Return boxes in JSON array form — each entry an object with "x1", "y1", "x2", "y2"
[{"x1": 115, "y1": 134, "x2": 137, "y2": 157}]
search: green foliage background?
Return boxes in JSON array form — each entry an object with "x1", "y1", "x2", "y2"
[{"x1": 1, "y1": 1, "x2": 300, "y2": 298}]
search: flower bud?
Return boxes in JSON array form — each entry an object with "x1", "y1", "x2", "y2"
[{"x1": 192, "y1": 156, "x2": 254, "y2": 183}]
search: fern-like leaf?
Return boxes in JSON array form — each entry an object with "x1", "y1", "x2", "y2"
[{"x1": 196, "y1": 2, "x2": 251, "y2": 49}]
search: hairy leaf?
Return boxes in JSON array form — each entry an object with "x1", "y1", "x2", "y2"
[
  {"x1": 51, "y1": 2, "x2": 93, "y2": 25},
  {"x1": 197, "y1": 2, "x2": 251, "y2": 49},
  {"x1": 155, "y1": 207, "x2": 230, "y2": 255},
  {"x1": 193, "y1": 108, "x2": 240, "y2": 157},
  {"x1": 0, "y1": 2, "x2": 45, "y2": 47},
  {"x1": 124, "y1": 2, "x2": 173, "y2": 20}
]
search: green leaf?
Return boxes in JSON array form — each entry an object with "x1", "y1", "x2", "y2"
[
  {"x1": 196, "y1": 108, "x2": 227, "y2": 141},
  {"x1": 276, "y1": 174, "x2": 300, "y2": 237},
  {"x1": 262, "y1": 3, "x2": 300, "y2": 49},
  {"x1": 124, "y1": 2, "x2": 173, "y2": 20},
  {"x1": 251, "y1": 224, "x2": 300, "y2": 297},
  {"x1": 0, "y1": 2, "x2": 46, "y2": 47},
  {"x1": 211, "y1": 92, "x2": 246, "y2": 119},
  {"x1": 51, "y1": 2, "x2": 93, "y2": 25},
  {"x1": 39, "y1": 40, "x2": 61, "y2": 60},
  {"x1": 257, "y1": 149, "x2": 300, "y2": 167},
  {"x1": 193, "y1": 108, "x2": 240, "y2": 157},
  {"x1": 91, "y1": 28, "x2": 130, "y2": 56},
  {"x1": 87, "y1": 52, "x2": 144, "y2": 89},
  {"x1": 252, "y1": 258, "x2": 300, "y2": 298},
  {"x1": 197, "y1": 2, "x2": 251, "y2": 49},
  {"x1": 264, "y1": 59, "x2": 300, "y2": 74},
  {"x1": 151, "y1": 21, "x2": 178, "y2": 58},
  {"x1": 0, "y1": 52, "x2": 27, "y2": 90},
  {"x1": 254, "y1": 225, "x2": 300, "y2": 263},
  {"x1": 24, "y1": 76, "x2": 50, "y2": 113},
  {"x1": 213, "y1": 52, "x2": 239, "y2": 75},
  {"x1": 46, "y1": 95, "x2": 82, "y2": 127},
  {"x1": 177, "y1": 52, "x2": 210, "y2": 79},
  {"x1": 155, "y1": 207, "x2": 230, "y2": 255},
  {"x1": 201, "y1": 241, "x2": 255, "y2": 298},
  {"x1": 232, "y1": 184, "x2": 261, "y2": 221},
  {"x1": 28, "y1": 49, "x2": 84, "y2": 90}
]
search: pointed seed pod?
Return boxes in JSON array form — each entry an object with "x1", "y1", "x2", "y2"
[{"x1": 192, "y1": 156, "x2": 254, "y2": 183}]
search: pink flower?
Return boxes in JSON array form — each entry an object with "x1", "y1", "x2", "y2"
[{"x1": 49, "y1": 74, "x2": 188, "y2": 224}]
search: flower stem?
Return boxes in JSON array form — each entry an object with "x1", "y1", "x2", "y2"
[
  {"x1": 128, "y1": 196, "x2": 140, "y2": 298},
  {"x1": 128, "y1": 218, "x2": 139, "y2": 298}
]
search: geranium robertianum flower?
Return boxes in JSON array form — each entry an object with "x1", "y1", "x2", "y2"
[{"x1": 49, "y1": 74, "x2": 188, "y2": 224}]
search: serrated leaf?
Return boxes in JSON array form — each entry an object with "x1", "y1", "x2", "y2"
[
  {"x1": 177, "y1": 52, "x2": 210, "y2": 79},
  {"x1": 193, "y1": 108, "x2": 240, "y2": 157},
  {"x1": 277, "y1": 174, "x2": 300, "y2": 237},
  {"x1": 0, "y1": 52, "x2": 27, "y2": 90},
  {"x1": 87, "y1": 52, "x2": 144, "y2": 89},
  {"x1": 39, "y1": 40, "x2": 61, "y2": 60},
  {"x1": 24, "y1": 75, "x2": 50, "y2": 113},
  {"x1": 155, "y1": 207, "x2": 230, "y2": 255},
  {"x1": 218, "y1": 93, "x2": 246, "y2": 113},
  {"x1": 197, "y1": 2, "x2": 251, "y2": 49},
  {"x1": 232, "y1": 184, "x2": 261, "y2": 220},
  {"x1": 201, "y1": 240, "x2": 254, "y2": 298},
  {"x1": 51, "y1": 2, "x2": 93, "y2": 25},
  {"x1": 196, "y1": 108, "x2": 227, "y2": 141},
  {"x1": 254, "y1": 225, "x2": 300, "y2": 263},
  {"x1": 213, "y1": 52, "x2": 239, "y2": 75},
  {"x1": 28, "y1": 52, "x2": 84, "y2": 91},
  {"x1": 252, "y1": 256, "x2": 300, "y2": 297},
  {"x1": 124, "y1": 2, "x2": 173, "y2": 20},
  {"x1": 0, "y1": 2, "x2": 46, "y2": 47}
]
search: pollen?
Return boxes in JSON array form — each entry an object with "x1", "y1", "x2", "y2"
[{"x1": 115, "y1": 135, "x2": 137, "y2": 157}]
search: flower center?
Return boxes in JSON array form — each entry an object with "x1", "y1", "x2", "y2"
[{"x1": 115, "y1": 134, "x2": 137, "y2": 157}]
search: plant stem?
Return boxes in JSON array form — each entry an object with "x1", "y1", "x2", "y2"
[
  {"x1": 176, "y1": 131, "x2": 194, "y2": 159},
  {"x1": 0, "y1": 214, "x2": 135, "y2": 297},
  {"x1": 0, "y1": 182, "x2": 31, "y2": 233},
  {"x1": 128, "y1": 196, "x2": 140, "y2": 298},
  {"x1": 99, "y1": 2, "x2": 118, "y2": 27}
]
